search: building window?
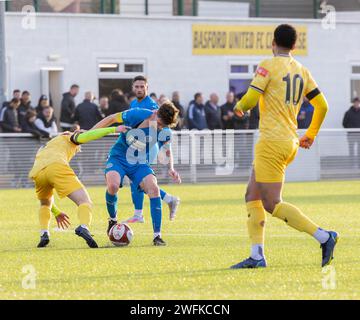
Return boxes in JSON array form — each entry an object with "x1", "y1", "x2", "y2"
[
  {"x1": 124, "y1": 64, "x2": 144, "y2": 73},
  {"x1": 228, "y1": 62, "x2": 257, "y2": 95},
  {"x1": 98, "y1": 59, "x2": 146, "y2": 98},
  {"x1": 99, "y1": 63, "x2": 120, "y2": 73},
  {"x1": 351, "y1": 65, "x2": 360, "y2": 100}
]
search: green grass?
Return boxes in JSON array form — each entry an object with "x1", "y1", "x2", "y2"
[{"x1": 0, "y1": 181, "x2": 360, "y2": 300}]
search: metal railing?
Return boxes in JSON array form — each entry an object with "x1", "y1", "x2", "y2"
[{"x1": 0, "y1": 129, "x2": 360, "y2": 189}]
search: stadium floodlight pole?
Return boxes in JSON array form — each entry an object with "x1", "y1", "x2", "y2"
[{"x1": 0, "y1": 1, "x2": 7, "y2": 107}]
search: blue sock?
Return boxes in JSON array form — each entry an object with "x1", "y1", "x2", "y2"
[
  {"x1": 131, "y1": 183, "x2": 144, "y2": 211},
  {"x1": 150, "y1": 197, "x2": 162, "y2": 234},
  {"x1": 160, "y1": 189, "x2": 166, "y2": 200},
  {"x1": 106, "y1": 191, "x2": 118, "y2": 219}
]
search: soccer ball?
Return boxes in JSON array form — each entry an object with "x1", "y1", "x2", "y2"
[{"x1": 108, "y1": 223, "x2": 134, "y2": 247}]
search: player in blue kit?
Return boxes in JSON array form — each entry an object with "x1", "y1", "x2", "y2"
[
  {"x1": 125, "y1": 76, "x2": 180, "y2": 224},
  {"x1": 92, "y1": 101, "x2": 181, "y2": 245}
]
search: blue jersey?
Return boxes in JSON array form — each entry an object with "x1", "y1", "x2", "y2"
[
  {"x1": 109, "y1": 108, "x2": 171, "y2": 165},
  {"x1": 130, "y1": 96, "x2": 158, "y2": 111}
]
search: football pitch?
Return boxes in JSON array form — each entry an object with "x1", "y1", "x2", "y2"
[{"x1": 0, "y1": 181, "x2": 359, "y2": 300}]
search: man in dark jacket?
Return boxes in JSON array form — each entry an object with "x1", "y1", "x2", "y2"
[
  {"x1": 108, "y1": 89, "x2": 129, "y2": 115},
  {"x1": 74, "y1": 92, "x2": 103, "y2": 130},
  {"x1": 221, "y1": 92, "x2": 236, "y2": 129},
  {"x1": 172, "y1": 91, "x2": 185, "y2": 130},
  {"x1": 60, "y1": 84, "x2": 79, "y2": 131},
  {"x1": 297, "y1": 97, "x2": 314, "y2": 129},
  {"x1": 1, "y1": 89, "x2": 21, "y2": 110},
  {"x1": 186, "y1": 93, "x2": 208, "y2": 130},
  {"x1": 0, "y1": 98, "x2": 22, "y2": 133},
  {"x1": 205, "y1": 93, "x2": 222, "y2": 130},
  {"x1": 343, "y1": 97, "x2": 360, "y2": 168},
  {"x1": 18, "y1": 91, "x2": 34, "y2": 127}
]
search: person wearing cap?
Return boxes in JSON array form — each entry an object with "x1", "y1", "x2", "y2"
[
  {"x1": 36, "y1": 94, "x2": 50, "y2": 115},
  {"x1": 343, "y1": 97, "x2": 360, "y2": 168}
]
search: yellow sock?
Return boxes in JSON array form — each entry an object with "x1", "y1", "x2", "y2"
[
  {"x1": 246, "y1": 200, "x2": 266, "y2": 245},
  {"x1": 39, "y1": 205, "x2": 51, "y2": 231},
  {"x1": 78, "y1": 203, "x2": 92, "y2": 227},
  {"x1": 273, "y1": 202, "x2": 318, "y2": 236}
]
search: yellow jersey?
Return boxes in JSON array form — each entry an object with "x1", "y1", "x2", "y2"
[
  {"x1": 250, "y1": 54, "x2": 318, "y2": 141},
  {"x1": 29, "y1": 134, "x2": 80, "y2": 178}
]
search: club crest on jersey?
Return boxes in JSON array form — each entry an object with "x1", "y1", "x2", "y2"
[{"x1": 256, "y1": 67, "x2": 269, "y2": 77}]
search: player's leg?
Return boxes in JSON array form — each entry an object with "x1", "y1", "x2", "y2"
[
  {"x1": 230, "y1": 169, "x2": 267, "y2": 269},
  {"x1": 33, "y1": 169, "x2": 54, "y2": 248},
  {"x1": 105, "y1": 170, "x2": 121, "y2": 233},
  {"x1": 124, "y1": 183, "x2": 180, "y2": 223},
  {"x1": 160, "y1": 188, "x2": 181, "y2": 221},
  {"x1": 37, "y1": 198, "x2": 52, "y2": 248},
  {"x1": 140, "y1": 174, "x2": 166, "y2": 246},
  {"x1": 50, "y1": 163, "x2": 98, "y2": 248},
  {"x1": 258, "y1": 177, "x2": 338, "y2": 267},
  {"x1": 67, "y1": 188, "x2": 98, "y2": 248},
  {"x1": 123, "y1": 182, "x2": 145, "y2": 223}
]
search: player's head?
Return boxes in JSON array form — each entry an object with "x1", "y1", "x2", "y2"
[
  {"x1": 132, "y1": 75, "x2": 148, "y2": 100},
  {"x1": 273, "y1": 24, "x2": 297, "y2": 53},
  {"x1": 156, "y1": 101, "x2": 179, "y2": 129}
]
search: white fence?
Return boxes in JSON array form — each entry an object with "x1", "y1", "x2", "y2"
[{"x1": 0, "y1": 129, "x2": 360, "y2": 189}]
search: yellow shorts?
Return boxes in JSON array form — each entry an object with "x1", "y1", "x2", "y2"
[
  {"x1": 32, "y1": 163, "x2": 84, "y2": 200},
  {"x1": 254, "y1": 139, "x2": 299, "y2": 183}
]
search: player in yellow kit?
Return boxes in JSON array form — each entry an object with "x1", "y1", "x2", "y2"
[
  {"x1": 231, "y1": 24, "x2": 338, "y2": 269},
  {"x1": 29, "y1": 125, "x2": 127, "y2": 248}
]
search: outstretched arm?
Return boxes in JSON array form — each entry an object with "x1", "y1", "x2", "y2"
[
  {"x1": 71, "y1": 126, "x2": 128, "y2": 145},
  {"x1": 91, "y1": 112, "x2": 123, "y2": 130}
]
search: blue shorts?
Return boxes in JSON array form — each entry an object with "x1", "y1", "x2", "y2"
[{"x1": 105, "y1": 156, "x2": 155, "y2": 191}]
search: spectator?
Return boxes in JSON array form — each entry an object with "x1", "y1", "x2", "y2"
[
  {"x1": 1, "y1": 89, "x2": 21, "y2": 110},
  {"x1": 186, "y1": 92, "x2": 207, "y2": 130},
  {"x1": 221, "y1": 92, "x2": 236, "y2": 129},
  {"x1": 60, "y1": 84, "x2": 79, "y2": 131},
  {"x1": 0, "y1": 98, "x2": 22, "y2": 133},
  {"x1": 172, "y1": 91, "x2": 185, "y2": 130},
  {"x1": 108, "y1": 89, "x2": 129, "y2": 115},
  {"x1": 343, "y1": 97, "x2": 360, "y2": 168},
  {"x1": 205, "y1": 93, "x2": 222, "y2": 130},
  {"x1": 35, "y1": 106, "x2": 58, "y2": 136},
  {"x1": 150, "y1": 92, "x2": 158, "y2": 104},
  {"x1": 18, "y1": 90, "x2": 34, "y2": 127},
  {"x1": 74, "y1": 91, "x2": 103, "y2": 130},
  {"x1": 234, "y1": 92, "x2": 250, "y2": 129},
  {"x1": 127, "y1": 91, "x2": 136, "y2": 104},
  {"x1": 158, "y1": 94, "x2": 169, "y2": 106},
  {"x1": 98, "y1": 96, "x2": 109, "y2": 118},
  {"x1": 21, "y1": 110, "x2": 49, "y2": 138},
  {"x1": 297, "y1": 97, "x2": 314, "y2": 129},
  {"x1": 249, "y1": 105, "x2": 260, "y2": 129},
  {"x1": 36, "y1": 94, "x2": 50, "y2": 115}
]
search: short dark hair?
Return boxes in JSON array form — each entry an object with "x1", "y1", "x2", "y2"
[
  {"x1": 13, "y1": 89, "x2": 20, "y2": 94},
  {"x1": 71, "y1": 84, "x2": 79, "y2": 90},
  {"x1": 25, "y1": 110, "x2": 37, "y2": 120},
  {"x1": 274, "y1": 24, "x2": 297, "y2": 50},
  {"x1": 133, "y1": 75, "x2": 147, "y2": 84},
  {"x1": 10, "y1": 98, "x2": 20, "y2": 105},
  {"x1": 22, "y1": 90, "x2": 30, "y2": 96},
  {"x1": 150, "y1": 92, "x2": 157, "y2": 98},
  {"x1": 353, "y1": 97, "x2": 360, "y2": 103},
  {"x1": 194, "y1": 92, "x2": 202, "y2": 100},
  {"x1": 158, "y1": 101, "x2": 179, "y2": 128}
]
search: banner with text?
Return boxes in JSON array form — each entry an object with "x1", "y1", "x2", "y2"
[{"x1": 192, "y1": 25, "x2": 307, "y2": 56}]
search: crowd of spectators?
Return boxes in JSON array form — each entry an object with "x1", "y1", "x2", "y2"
[{"x1": 1, "y1": 84, "x2": 318, "y2": 137}]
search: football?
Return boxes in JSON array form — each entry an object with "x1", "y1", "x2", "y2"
[{"x1": 108, "y1": 223, "x2": 134, "y2": 247}]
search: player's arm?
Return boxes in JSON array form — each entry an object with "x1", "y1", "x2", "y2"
[
  {"x1": 299, "y1": 69, "x2": 329, "y2": 149},
  {"x1": 91, "y1": 112, "x2": 124, "y2": 130},
  {"x1": 163, "y1": 142, "x2": 181, "y2": 184},
  {"x1": 234, "y1": 88, "x2": 262, "y2": 115},
  {"x1": 51, "y1": 202, "x2": 70, "y2": 230},
  {"x1": 70, "y1": 126, "x2": 128, "y2": 145},
  {"x1": 234, "y1": 61, "x2": 270, "y2": 116}
]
